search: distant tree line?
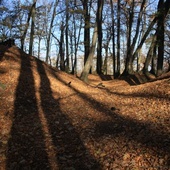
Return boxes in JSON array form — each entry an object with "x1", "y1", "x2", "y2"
[{"x1": 0, "y1": 0, "x2": 169, "y2": 82}]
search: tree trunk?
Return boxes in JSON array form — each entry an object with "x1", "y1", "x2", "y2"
[
  {"x1": 29, "y1": 0, "x2": 36, "y2": 56},
  {"x1": 117, "y1": 0, "x2": 121, "y2": 76},
  {"x1": 103, "y1": 47, "x2": 108, "y2": 75},
  {"x1": 37, "y1": 37, "x2": 41, "y2": 59},
  {"x1": 80, "y1": 22, "x2": 98, "y2": 83},
  {"x1": 73, "y1": 14, "x2": 83, "y2": 75},
  {"x1": 82, "y1": 0, "x2": 90, "y2": 64},
  {"x1": 110, "y1": 0, "x2": 116, "y2": 77},
  {"x1": 59, "y1": 22, "x2": 65, "y2": 71},
  {"x1": 157, "y1": 0, "x2": 165, "y2": 76},
  {"x1": 143, "y1": 34, "x2": 157, "y2": 74},
  {"x1": 45, "y1": 0, "x2": 58, "y2": 63},
  {"x1": 65, "y1": 0, "x2": 69, "y2": 72},
  {"x1": 150, "y1": 45, "x2": 157, "y2": 75},
  {"x1": 124, "y1": 0, "x2": 146, "y2": 75},
  {"x1": 96, "y1": 0, "x2": 104, "y2": 74},
  {"x1": 124, "y1": 2, "x2": 134, "y2": 75},
  {"x1": 70, "y1": 31, "x2": 74, "y2": 73},
  {"x1": 133, "y1": 0, "x2": 170, "y2": 63},
  {"x1": 21, "y1": 1, "x2": 36, "y2": 51}
]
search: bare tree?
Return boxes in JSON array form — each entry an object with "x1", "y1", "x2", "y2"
[
  {"x1": 80, "y1": 0, "x2": 104, "y2": 82},
  {"x1": 45, "y1": 0, "x2": 59, "y2": 63},
  {"x1": 157, "y1": 0, "x2": 165, "y2": 76},
  {"x1": 29, "y1": 0, "x2": 36, "y2": 56},
  {"x1": 96, "y1": 0, "x2": 104, "y2": 74},
  {"x1": 122, "y1": 0, "x2": 147, "y2": 75},
  {"x1": 81, "y1": 0, "x2": 90, "y2": 64},
  {"x1": 65, "y1": 0, "x2": 70, "y2": 72},
  {"x1": 116, "y1": 0, "x2": 121, "y2": 76},
  {"x1": 110, "y1": 0, "x2": 116, "y2": 77},
  {"x1": 133, "y1": 0, "x2": 170, "y2": 65},
  {"x1": 21, "y1": 1, "x2": 36, "y2": 50},
  {"x1": 80, "y1": 21, "x2": 98, "y2": 83}
]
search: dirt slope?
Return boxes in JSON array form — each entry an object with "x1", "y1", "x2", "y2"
[{"x1": 0, "y1": 46, "x2": 170, "y2": 169}]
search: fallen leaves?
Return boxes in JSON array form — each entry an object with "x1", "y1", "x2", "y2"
[{"x1": 0, "y1": 46, "x2": 170, "y2": 169}]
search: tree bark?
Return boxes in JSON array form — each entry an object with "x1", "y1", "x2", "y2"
[
  {"x1": 65, "y1": 0, "x2": 70, "y2": 72},
  {"x1": 157, "y1": 0, "x2": 165, "y2": 76},
  {"x1": 82, "y1": 0, "x2": 90, "y2": 64},
  {"x1": 133, "y1": 0, "x2": 170, "y2": 63},
  {"x1": 143, "y1": 34, "x2": 157, "y2": 74},
  {"x1": 21, "y1": 1, "x2": 36, "y2": 51},
  {"x1": 124, "y1": 1, "x2": 135, "y2": 75},
  {"x1": 29, "y1": 0, "x2": 36, "y2": 56},
  {"x1": 73, "y1": 14, "x2": 83, "y2": 74},
  {"x1": 45, "y1": 0, "x2": 58, "y2": 63},
  {"x1": 59, "y1": 22, "x2": 65, "y2": 71},
  {"x1": 110, "y1": 0, "x2": 116, "y2": 77},
  {"x1": 80, "y1": 22, "x2": 98, "y2": 83},
  {"x1": 96, "y1": 0, "x2": 104, "y2": 74},
  {"x1": 117, "y1": 0, "x2": 121, "y2": 76}
]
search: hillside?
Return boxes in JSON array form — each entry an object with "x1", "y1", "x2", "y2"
[{"x1": 0, "y1": 45, "x2": 170, "y2": 169}]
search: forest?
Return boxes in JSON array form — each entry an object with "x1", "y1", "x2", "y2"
[
  {"x1": 0, "y1": 0, "x2": 170, "y2": 169},
  {"x1": 0, "y1": 0, "x2": 170, "y2": 82}
]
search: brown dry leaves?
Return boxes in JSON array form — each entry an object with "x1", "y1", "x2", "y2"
[{"x1": 0, "y1": 46, "x2": 170, "y2": 169}]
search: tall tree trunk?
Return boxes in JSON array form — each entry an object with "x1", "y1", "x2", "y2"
[
  {"x1": 103, "y1": 29, "x2": 111, "y2": 75},
  {"x1": 37, "y1": 37, "x2": 41, "y2": 59},
  {"x1": 45, "y1": 0, "x2": 58, "y2": 63},
  {"x1": 59, "y1": 22, "x2": 65, "y2": 71},
  {"x1": 96, "y1": 0, "x2": 104, "y2": 74},
  {"x1": 110, "y1": 0, "x2": 116, "y2": 77},
  {"x1": 65, "y1": 0, "x2": 70, "y2": 72},
  {"x1": 73, "y1": 14, "x2": 83, "y2": 74},
  {"x1": 116, "y1": 0, "x2": 120, "y2": 76},
  {"x1": 143, "y1": 34, "x2": 157, "y2": 74},
  {"x1": 124, "y1": 0, "x2": 146, "y2": 75},
  {"x1": 82, "y1": 0, "x2": 90, "y2": 64},
  {"x1": 137, "y1": 4, "x2": 147, "y2": 72},
  {"x1": 70, "y1": 32, "x2": 74, "y2": 73},
  {"x1": 80, "y1": 22, "x2": 98, "y2": 83},
  {"x1": 157, "y1": 0, "x2": 165, "y2": 76},
  {"x1": 103, "y1": 47, "x2": 108, "y2": 75},
  {"x1": 29, "y1": 0, "x2": 36, "y2": 56},
  {"x1": 124, "y1": 1, "x2": 134, "y2": 75},
  {"x1": 21, "y1": 1, "x2": 36, "y2": 51},
  {"x1": 150, "y1": 45, "x2": 157, "y2": 75}
]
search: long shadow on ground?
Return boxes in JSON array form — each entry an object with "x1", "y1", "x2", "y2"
[
  {"x1": 94, "y1": 113, "x2": 170, "y2": 168},
  {"x1": 49, "y1": 71, "x2": 170, "y2": 168},
  {"x1": 36, "y1": 60, "x2": 100, "y2": 169},
  {"x1": 6, "y1": 54, "x2": 50, "y2": 169},
  {"x1": 104, "y1": 87, "x2": 170, "y2": 101}
]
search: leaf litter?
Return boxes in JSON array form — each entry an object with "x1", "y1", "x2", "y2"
[{"x1": 0, "y1": 46, "x2": 170, "y2": 169}]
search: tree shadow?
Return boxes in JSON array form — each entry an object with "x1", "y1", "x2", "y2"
[
  {"x1": 47, "y1": 71, "x2": 170, "y2": 168},
  {"x1": 36, "y1": 60, "x2": 100, "y2": 169},
  {"x1": 6, "y1": 54, "x2": 50, "y2": 169},
  {"x1": 120, "y1": 75, "x2": 143, "y2": 85},
  {"x1": 99, "y1": 74, "x2": 113, "y2": 81},
  {"x1": 105, "y1": 87, "x2": 170, "y2": 101},
  {"x1": 0, "y1": 45, "x2": 9, "y2": 61},
  {"x1": 94, "y1": 112, "x2": 170, "y2": 168}
]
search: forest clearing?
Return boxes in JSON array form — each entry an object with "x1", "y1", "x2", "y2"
[{"x1": 0, "y1": 46, "x2": 170, "y2": 169}]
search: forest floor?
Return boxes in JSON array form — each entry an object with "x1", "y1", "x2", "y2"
[{"x1": 0, "y1": 45, "x2": 170, "y2": 170}]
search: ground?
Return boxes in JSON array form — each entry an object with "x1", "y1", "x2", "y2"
[{"x1": 0, "y1": 46, "x2": 170, "y2": 170}]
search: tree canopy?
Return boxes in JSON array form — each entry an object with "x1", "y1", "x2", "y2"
[{"x1": 0, "y1": 0, "x2": 169, "y2": 82}]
